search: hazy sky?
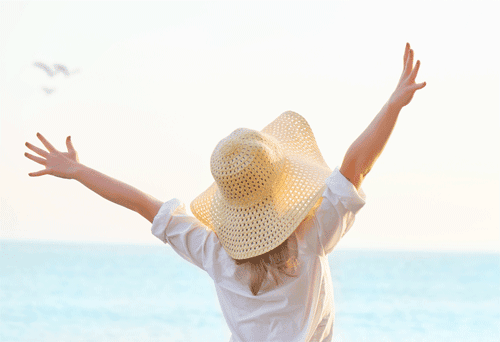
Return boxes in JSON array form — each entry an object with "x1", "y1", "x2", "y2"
[{"x1": 1, "y1": 1, "x2": 498, "y2": 252}]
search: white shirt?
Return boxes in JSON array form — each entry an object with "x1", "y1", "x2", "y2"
[{"x1": 152, "y1": 167, "x2": 366, "y2": 342}]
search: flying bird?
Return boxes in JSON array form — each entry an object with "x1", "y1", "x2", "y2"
[
  {"x1": 34, "y1": 62, "x2": 79, "y2": 77},
  {"x1": 33, "y1": 62, "x2": 80, "y2": 94}
]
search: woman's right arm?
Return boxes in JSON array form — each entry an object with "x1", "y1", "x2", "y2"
[
  {"x1": 340, "y1": 43, "x2": 426, "y2": 190},
  {"x1": 25, "y1": 133, "x2": 163, "y2": 223}
]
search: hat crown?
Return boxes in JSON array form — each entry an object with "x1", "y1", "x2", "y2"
[{"x1": 210, "y1": 128, "x2": 285, "y2": 206}]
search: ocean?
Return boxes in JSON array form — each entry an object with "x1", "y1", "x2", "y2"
[{"x1": 1, "y1": 240, "x2": 498, "y2": 342}]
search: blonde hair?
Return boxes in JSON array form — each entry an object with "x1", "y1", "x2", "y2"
[{"x1": 231, "y1": 197, "x2": 323, "y2": 296}]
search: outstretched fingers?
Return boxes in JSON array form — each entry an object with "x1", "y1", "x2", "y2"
[
  {"x1": 36, "y1": 133, "x2": 57, "y2": 152},
  {"x1": 25, "y1": 134, "x2": 78, "y2": 178},
  {"x1": 25, "y1": 141, "x2": 49, "y2": 158},
  {"x1": 404, "y1": 48, "x2": 414, "y2": 79},
  {"x1": 410, "y1": 60, "x2": 421, "y2": 82},
  {"x1": 25, "y1": 133, "x2": 56, "y2": 177},
  {"x1": 408, "y1": 54, "x2": 426, "y2": 90},
  {"x1": 24, "y1": 152, "x2": 46, "y2": 165}
]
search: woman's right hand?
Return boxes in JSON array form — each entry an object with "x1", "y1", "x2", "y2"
[
  {"x1": 25, "y1": 133, "x2": 81, "y2": 179},
  {"x1": 388, "y1": 43, "x2": 426, "y2": 109}
]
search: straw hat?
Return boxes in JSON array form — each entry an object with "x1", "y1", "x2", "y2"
[{"x1": 190, "y1": 111, "x2": 331, "y2": 260}]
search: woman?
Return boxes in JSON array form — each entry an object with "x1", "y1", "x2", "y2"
[{"x1": 25, "y1": 43, "x2": 425, "y2": 341}]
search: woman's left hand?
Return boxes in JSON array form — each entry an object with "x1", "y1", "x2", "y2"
[
  {"x1": 388, "y1": 43, "x2": 427, "y2": 109},
  {"x1": 25, "y1": 133, "x2": 80, "y2": 179}
]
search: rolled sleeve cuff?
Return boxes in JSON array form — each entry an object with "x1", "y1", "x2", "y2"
[
  {"x1": 151, "y1": 198, "x2": 183, "y2": 243},
  {"x1": 325, "y1": 167, "x2": 366, "y2": 214}
]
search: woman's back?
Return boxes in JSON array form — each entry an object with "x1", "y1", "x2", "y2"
[
  {"x1": 151, "y1": 168, "x2": 366, "y2": 342},
  {"x1": 208, "y1": 224, "x2": 335, "y2": 342}
]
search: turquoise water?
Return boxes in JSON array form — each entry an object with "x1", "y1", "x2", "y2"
[{"x1": 1, "y1": 240, "x2": 499, "y2": 342}]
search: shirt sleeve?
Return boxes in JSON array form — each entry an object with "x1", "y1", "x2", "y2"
[
  {"x1": 151, "y1": 198, "x2": 218, "y2": 271},
  {"x1": 315, "y1": 167, "x2": 366, "y2": 255}
]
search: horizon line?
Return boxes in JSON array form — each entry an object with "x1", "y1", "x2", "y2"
[{"x1": 1, "y1": 238, "x2": 498, "y2": 255}]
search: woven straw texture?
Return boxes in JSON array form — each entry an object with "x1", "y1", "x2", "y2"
[{"x1": 190, "y1": 111, "x2": 331, "y2": 260}]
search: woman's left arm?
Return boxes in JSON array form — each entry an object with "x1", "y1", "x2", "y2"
[{"x1": 25, "y1": 133, "x2": 163, "y2": 223}]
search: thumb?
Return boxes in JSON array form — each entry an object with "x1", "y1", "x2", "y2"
[
  {"x1": 414, "y1": 81, "x2": 427, "y2": 90},
  {"x1": 66, "y1": 136, "x2": 75, "y2": 152}
]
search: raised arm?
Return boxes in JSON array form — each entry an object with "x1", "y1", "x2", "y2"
[
  {"x1": 24, "y1": 133, "x2": 163, "y2": 223},
  {"x1": 340, "y1": 43, "x2": 426, "y2": 190}
]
